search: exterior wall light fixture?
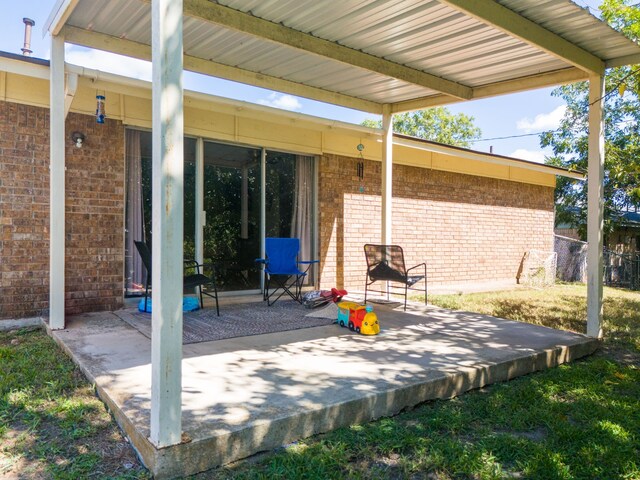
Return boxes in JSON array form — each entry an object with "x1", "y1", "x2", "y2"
[{"x1": 71, "y1": 131, "x2": 85, "y2": 148}]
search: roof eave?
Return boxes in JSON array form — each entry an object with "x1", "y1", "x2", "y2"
[
  {"x1": 44, "y1": 0, "x2": 79, "y2": 37},
  {"x1": 393, "y1": 133, "x2": 586, "y2": 180}
]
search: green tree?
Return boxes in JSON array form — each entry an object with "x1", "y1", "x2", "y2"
[
  {"x1": 362, "y1": 107, "x2": 481, "y2": 148},
  {"x1": 542, "y1": 0, "x2": 640, "y2": 239}
]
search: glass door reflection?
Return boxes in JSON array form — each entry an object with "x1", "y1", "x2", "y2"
[{"x1": 203, "y1": 141, "x2": 261, "y2": 291}]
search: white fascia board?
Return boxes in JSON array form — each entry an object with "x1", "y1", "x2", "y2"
[
  {"x1": 184, "y1": 89, "x2": 383, "y2": 135},
  {"x1": 0, "y1": 56, "x2": 49, "y2": 80},
  {"x1": 393, "y1": 136, "x2": 586, "y2": 180},
  {"x1": 44, "y1": 0, "x2": 80, "y2": 36}
]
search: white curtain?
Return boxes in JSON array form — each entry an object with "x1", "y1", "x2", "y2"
[
  {"x1": 291, "y1": 156, "x2": 314, "y2": 263},
  {"x1": 125, "y1": 129, "x2": 146, "y2": 290}
]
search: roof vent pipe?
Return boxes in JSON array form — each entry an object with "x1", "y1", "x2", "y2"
[{"x1": 21, "y1": 18, "x2": 35, "y2": 56}]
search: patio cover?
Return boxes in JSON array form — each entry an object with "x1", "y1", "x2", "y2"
[
  {"x1": 44, "y1": 0, "x2": 640, "y2": 448},
  {"x1": 46, "y1": 0, "x2": 640, "y2": 113}
]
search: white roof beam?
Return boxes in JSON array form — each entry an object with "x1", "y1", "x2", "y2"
[
  {"x1": 61, "y1": 25, "x2": 382, "y2": 114},
  {"x1": 439, "y1": 0, "x2": 605, "y2": 75},
  {"x1": 606, "y1": 53, "x2": 640, "y2": 68},
  {"x1": 174, "y1": 0, "x2": 473, "y2": 100},
  {"x1": 391, "y1": 67, "x2": 589, "y2": 113},
  {"x1": 471, "y1": 67, "x2": 589, "y2": 99}
]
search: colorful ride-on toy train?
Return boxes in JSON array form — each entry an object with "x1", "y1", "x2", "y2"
[{"x1": 337, "y1": 301, "x2": 380, "y2": 335}]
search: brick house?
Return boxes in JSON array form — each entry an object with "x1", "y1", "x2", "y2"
[
  {"x1": 0, "y1": 51, "x2": 584, "y2": 323},
  {"x1": 608, "y1": 212, "x2": 640, "y2": 254}
]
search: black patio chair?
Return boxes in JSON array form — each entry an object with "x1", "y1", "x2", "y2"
[
  {"x1": 364, "y1": 244, "x2": 427, "y2": 311},
  {"x1": 134, "y1": 240, "x2": 219, "y2": 316}
]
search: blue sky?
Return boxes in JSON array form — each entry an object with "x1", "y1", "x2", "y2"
[{"x1": 0, "y1": 0, "x2": 604, "y2": 162}]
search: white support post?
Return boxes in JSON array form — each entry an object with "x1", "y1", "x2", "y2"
[
  {"x1": 150, "y1": 0, "x2": 184, "y2": 447},
  {"x1": 381, "y1": 104, "x2": 393, "y2": 245},
  {"x1": 260, "y1": 148, "x2": 266, "y2": 292},
  {"x1": 49, "y1": 34, "x2": 65, "y2": 330},
  {"x1": 195, "y1": 137, "x2": 204, "y2": 265},
  {"x1": 587, "y1": 74, "x2": 604, "y2": 339}
]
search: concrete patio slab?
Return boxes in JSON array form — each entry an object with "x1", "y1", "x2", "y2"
[{"x1": 46, "y1": 302, "x2": 598, "y2": 479}]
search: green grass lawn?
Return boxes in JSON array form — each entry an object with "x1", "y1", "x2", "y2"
[
  {"x1": 0, "y1": 328, "x2": 149, "y2": 479},
  {"x1": 1, "y1": 284, "x2": 639, "y2": 479}
]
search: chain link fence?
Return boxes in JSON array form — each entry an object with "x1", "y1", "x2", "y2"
[
  {"x1": 555, "y1": 234, "x2": 640, "y2": 290},
  {"x1": 604, "y1": 250, "x2": 640, "y2": 290},
  {"x1": 555, "y1": 235, "x2": 587, "y2": 283}
]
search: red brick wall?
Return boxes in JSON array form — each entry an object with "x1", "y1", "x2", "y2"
[
  {"x1": 0, "y1": 101, "x2": 555, "y2": 317},
  {"x1": 0, "y1": 102, "x2": 124, "y2": 320},
  {"x1": 65, "y1": 112, "x2": 124, "y2": 315},
  {"x1": 318, "y1": 154, "x2": 555, "y2": 292},
  {"x1": 0, "y1": 102, "x2": 50, "y2": 318}
]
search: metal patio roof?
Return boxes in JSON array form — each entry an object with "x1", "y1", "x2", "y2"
[{"x1": 46, "y1": 0, "x2": 640, "y2": 114}]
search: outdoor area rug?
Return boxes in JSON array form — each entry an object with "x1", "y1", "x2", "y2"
[{"x1": 115, "y1": 300, "x2": 336, "y2": 345}]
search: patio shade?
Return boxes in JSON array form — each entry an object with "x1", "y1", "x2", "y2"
[{"x1": 46, "y1": 0, "x2": 640, "y2": 113}]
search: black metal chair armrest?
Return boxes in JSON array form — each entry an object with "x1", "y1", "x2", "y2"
[
  {"x1": 198, "y1": 262, "x2": 217, "y2": 270},
  {"x1": 184, "y1": 260, "x2": 217, "y2": 275},
  {"x1": 184, "y1": 259, "x2": 201, "y2": 274},
  {"x1": 406, "y1": 263, "x2": 427, "y2": 274}
]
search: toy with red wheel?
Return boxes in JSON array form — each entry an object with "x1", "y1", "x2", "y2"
[{"x1": 336, "y1": 301, "x2": 380, "y2": 335}]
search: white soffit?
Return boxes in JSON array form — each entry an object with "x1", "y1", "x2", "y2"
[{"x1": 47, "y1": 0, "x2": 640, "y2": 113}]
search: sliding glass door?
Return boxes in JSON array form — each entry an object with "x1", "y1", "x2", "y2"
[
  {"x1": 124, "y1": 130, "x2": 315, "y2": 296},
  {"x1": 202, "y1": 142, "x2": 261, "y2": 291},
  {"x1": 265, "y1": 151, "x2": 315, "y2": 276},
  {"x1": 124, "y1": 130, "x2": 196, "y2": 296}
]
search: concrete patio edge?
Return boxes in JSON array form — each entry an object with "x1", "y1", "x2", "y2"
[
  {"x1": 45, "y1": 318, "x2": 598, "y2": 479},
  {"x1": 150, "y1": 338, "x2": 598, "y2": 479}
]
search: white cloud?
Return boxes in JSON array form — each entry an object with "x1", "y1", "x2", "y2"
[
  {"x1": 508, "y1": 149, "x2": 547, "y2": 163},
  {"x1": 516, "y1": 105, "x2": 566, "y2": 133},
  {"x1": 65, "y1": 46, "x2": 152, "y2": 81},
  {"x1": 257, "y1": 93, "x2": 303, "y2": 111}
]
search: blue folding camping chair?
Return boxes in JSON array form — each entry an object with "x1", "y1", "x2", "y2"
[{"x1": 256, "y1": 238, "x2": 318, "y2": 306}]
